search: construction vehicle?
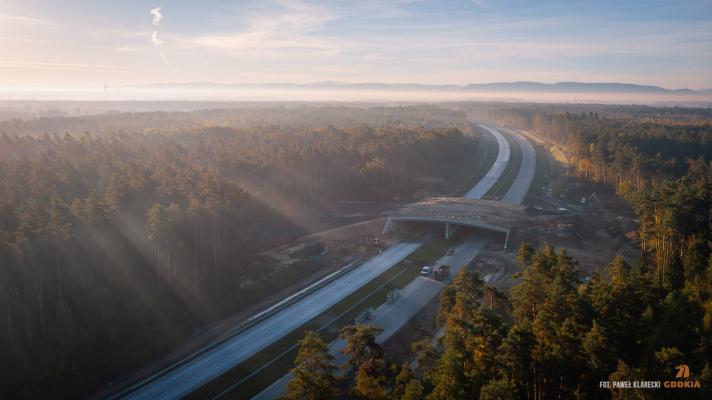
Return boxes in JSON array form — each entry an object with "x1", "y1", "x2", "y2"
[
  {"x1": 434, "y1": 265, "x2": 450, "y2": 280},
  {"x1": 355, "y1": 307, "x2": 374, "y2": 324}
]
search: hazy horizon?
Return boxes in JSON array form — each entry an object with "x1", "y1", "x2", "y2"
[
  {"x1": 2, "y1": 82, "x2": 712, "y2": 105},
  {"x1": 2, "y1": 0, "x2": 712, "y2": 94}
]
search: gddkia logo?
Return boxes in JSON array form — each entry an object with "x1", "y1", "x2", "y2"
[
  {"x1": 599, "y1": 364, "x2": 702, "y2": 390},
  {"x1": 674, "y1": 364, "x2": 690, "y2": 379},
  {"x1": 665, "y1": 364, "x2": 701, "y2": 389}
]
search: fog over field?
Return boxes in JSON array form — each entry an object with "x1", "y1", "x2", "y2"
[{"x1": 3, "y1": 81, "x2": 712, "y2": 106}]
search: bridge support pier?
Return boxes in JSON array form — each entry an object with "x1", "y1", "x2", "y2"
[
  {"x1": 445, "y1": 222, "x2": 451, "y2": 240},
  {"x1": 382, "y1": 217, "x2": 393, "y2": 235}
]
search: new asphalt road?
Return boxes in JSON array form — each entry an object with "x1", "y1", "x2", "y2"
[
  {"x1": 252, "y1": 123, "x2": 535, "y2": 399},
  {"x1": 464, "y1": 124, "x2": 511, "y2": 200},
  {"x1": 112, "y1": 239, "x2": 424, "y2": 400},
  {"x1": 111, "y1": 122, "x2": 520, "y2": 400},
  {"x1": 502, "y1": 132, "x2": 536, "y2": 205},
  {"x1": 252, "y1": 237, "x2": 488, "y2": 400}
]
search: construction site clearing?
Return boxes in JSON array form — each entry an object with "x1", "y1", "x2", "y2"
[
  {"x1": 263, "y1": 184, "x2": 640, "y2": 293},
  {"x1": 382, "y1": 182, "x2": 641, "y2": 365},
  {"x1": 247, "y1": 133, "x2": 642, "y2": 380}
]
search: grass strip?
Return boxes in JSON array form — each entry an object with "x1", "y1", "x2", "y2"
[
  {"x1": 527, "y1": 141, "x2": 552, "y2": 198},
  {"x1": 442, "y1": 129, "x2": 499, "y2": 196}
]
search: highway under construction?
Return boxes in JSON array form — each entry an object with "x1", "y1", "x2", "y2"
[{"x1": 108, "y1": 122, "x2": 538, "y2": 400}]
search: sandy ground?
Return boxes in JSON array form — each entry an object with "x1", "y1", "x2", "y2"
[{"x1": 518, "y1": 182, "x2": 639, "y2": 274}]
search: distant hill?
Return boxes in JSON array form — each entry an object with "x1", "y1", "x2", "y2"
[
  {"x1": 466, "y1": 81, "x2": 694, "y2": 94},
  {"x1": 132, "y1": 81, "x2": 712, "y2": 96}
]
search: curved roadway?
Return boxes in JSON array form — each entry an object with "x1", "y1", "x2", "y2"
[
  {"x1": 111, "y1": 122, "x2": 522, "y2": 400},
  {"x1": 464, "y1": 124, "x2": 511, "y2": 199},
  {"x1": 502, "y1": 132, "x2": 536, "y2": 205},
  {"x1": 252, "y1": 123, "x2": 532, "y2": 399}
]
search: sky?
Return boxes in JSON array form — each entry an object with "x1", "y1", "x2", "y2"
[{"x1": 1, "y1": 0, "x2": 712, "y2": 90}]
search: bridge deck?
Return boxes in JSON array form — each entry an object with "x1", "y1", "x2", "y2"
[{"x1": 386, "y1": 197, "x2": 530, "y2": 230}]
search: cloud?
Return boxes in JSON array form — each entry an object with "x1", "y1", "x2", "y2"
[
  {"x1": 0, "y1": 13, "x2": 51, "y2": 24},
  {"x1": 150, "y1": 6, "x2": 164, "y2": 46},
  {"x1": 0, "y1": 60, "x2": 144, "y2": 73},
  {"x1": 151, "y1": 31, "x2": 163, "y2": 46},
  {"x1": 178, "y1": 0, "x2": 343, "y2": 57},
  {"x1": 150, "y1": 7, "x2": 162, "y2": 26}
]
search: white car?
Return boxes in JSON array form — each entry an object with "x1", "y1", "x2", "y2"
[{"x1": 420, "y1": 266, "x2": 432, "y2": 276}]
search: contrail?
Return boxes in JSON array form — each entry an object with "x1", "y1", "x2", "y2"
[
  {"x1": 151, "y1": 31, "x2": 163, "y2": 46},
  {"x1": 159, "y1": 52, "x2": 177, "y2": 71},
  {"x1": 150, "y1": 7, "x2": 162, "y2": 26},
  {"x1": 149, "y1": 6, "x2": 176, "y2": 71}
]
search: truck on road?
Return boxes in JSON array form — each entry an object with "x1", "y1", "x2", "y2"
[{"x1": 434, "y1": 265, "x2": 450, "y2": 280}]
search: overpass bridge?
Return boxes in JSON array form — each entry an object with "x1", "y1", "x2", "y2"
[{"x1": 383, "y1": 197, "x2": 537, "y2": 249}]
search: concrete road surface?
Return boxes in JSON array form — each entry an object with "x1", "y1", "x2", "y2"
[
  {"x1": 464, "y1": 124, "x2": 511, "y2": 200},
  {"x1": 253, "y1": 124, "x2": 522, "y2": 399},
  {"x1": 426, "y1": 130, "x2": 536, "y2": 353},
  {"x1": 253, "y1": 237, "x2": 487, "y2": 400},
  {"x1": 502, "y1": 132, "x2": 536, "y2": 205},
  {"x1": 374, "y1": 237, "x2": 486, "y2": 342},
  {"x1": 113, "y1": 239, "x2": 424, "y2": 400},
  {"x1": 111, "y1": 121, "x2": 511, "y2": 400}
]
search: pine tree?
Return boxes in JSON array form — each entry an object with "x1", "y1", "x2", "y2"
[
  {"x1": 400, "y1": 379, "x2": 424, "y2": 400},
  {"x1": 351, "y1": 358, "x2": 388, "y2": 400},
  {"x1": 339, "y1": 324, "x2": 384, "y2": 368},
  {"x1": 429, "y1": 350, "x2": 468, "y2": 400},
  {"x1": 392, "y1": 362, "x2": 413, "y2": 399},
  {"x1": 583, "y1": 320, "x2": 616, "y2": 377},
  {"x1": 410, "y1": 337, "x2": 437, "y2": 384},
  {"x1": 431, "y1": 271, "x2": 497, "y2": 399},
  {"x1": 479, "y1": 379, "x2": 517, "y2": 400},
  {"x1": 516, "y1": 241, "x2": 534, "y2": 267},
  {"x1": 451, "y1": 268, "x2": 484, "y2": 305},
  {"x1": 285, "y1": 331, "x2": 339, "y2": 400},
  {"x1": 495, "y1": 323, "x2": 535, "y2": 398},
  {"x1": 436, "y1": 286, "x2": 456, "y2": 327},
  {"x1": 607, "y1": 255, "x2": 632, "y2": 287}
]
